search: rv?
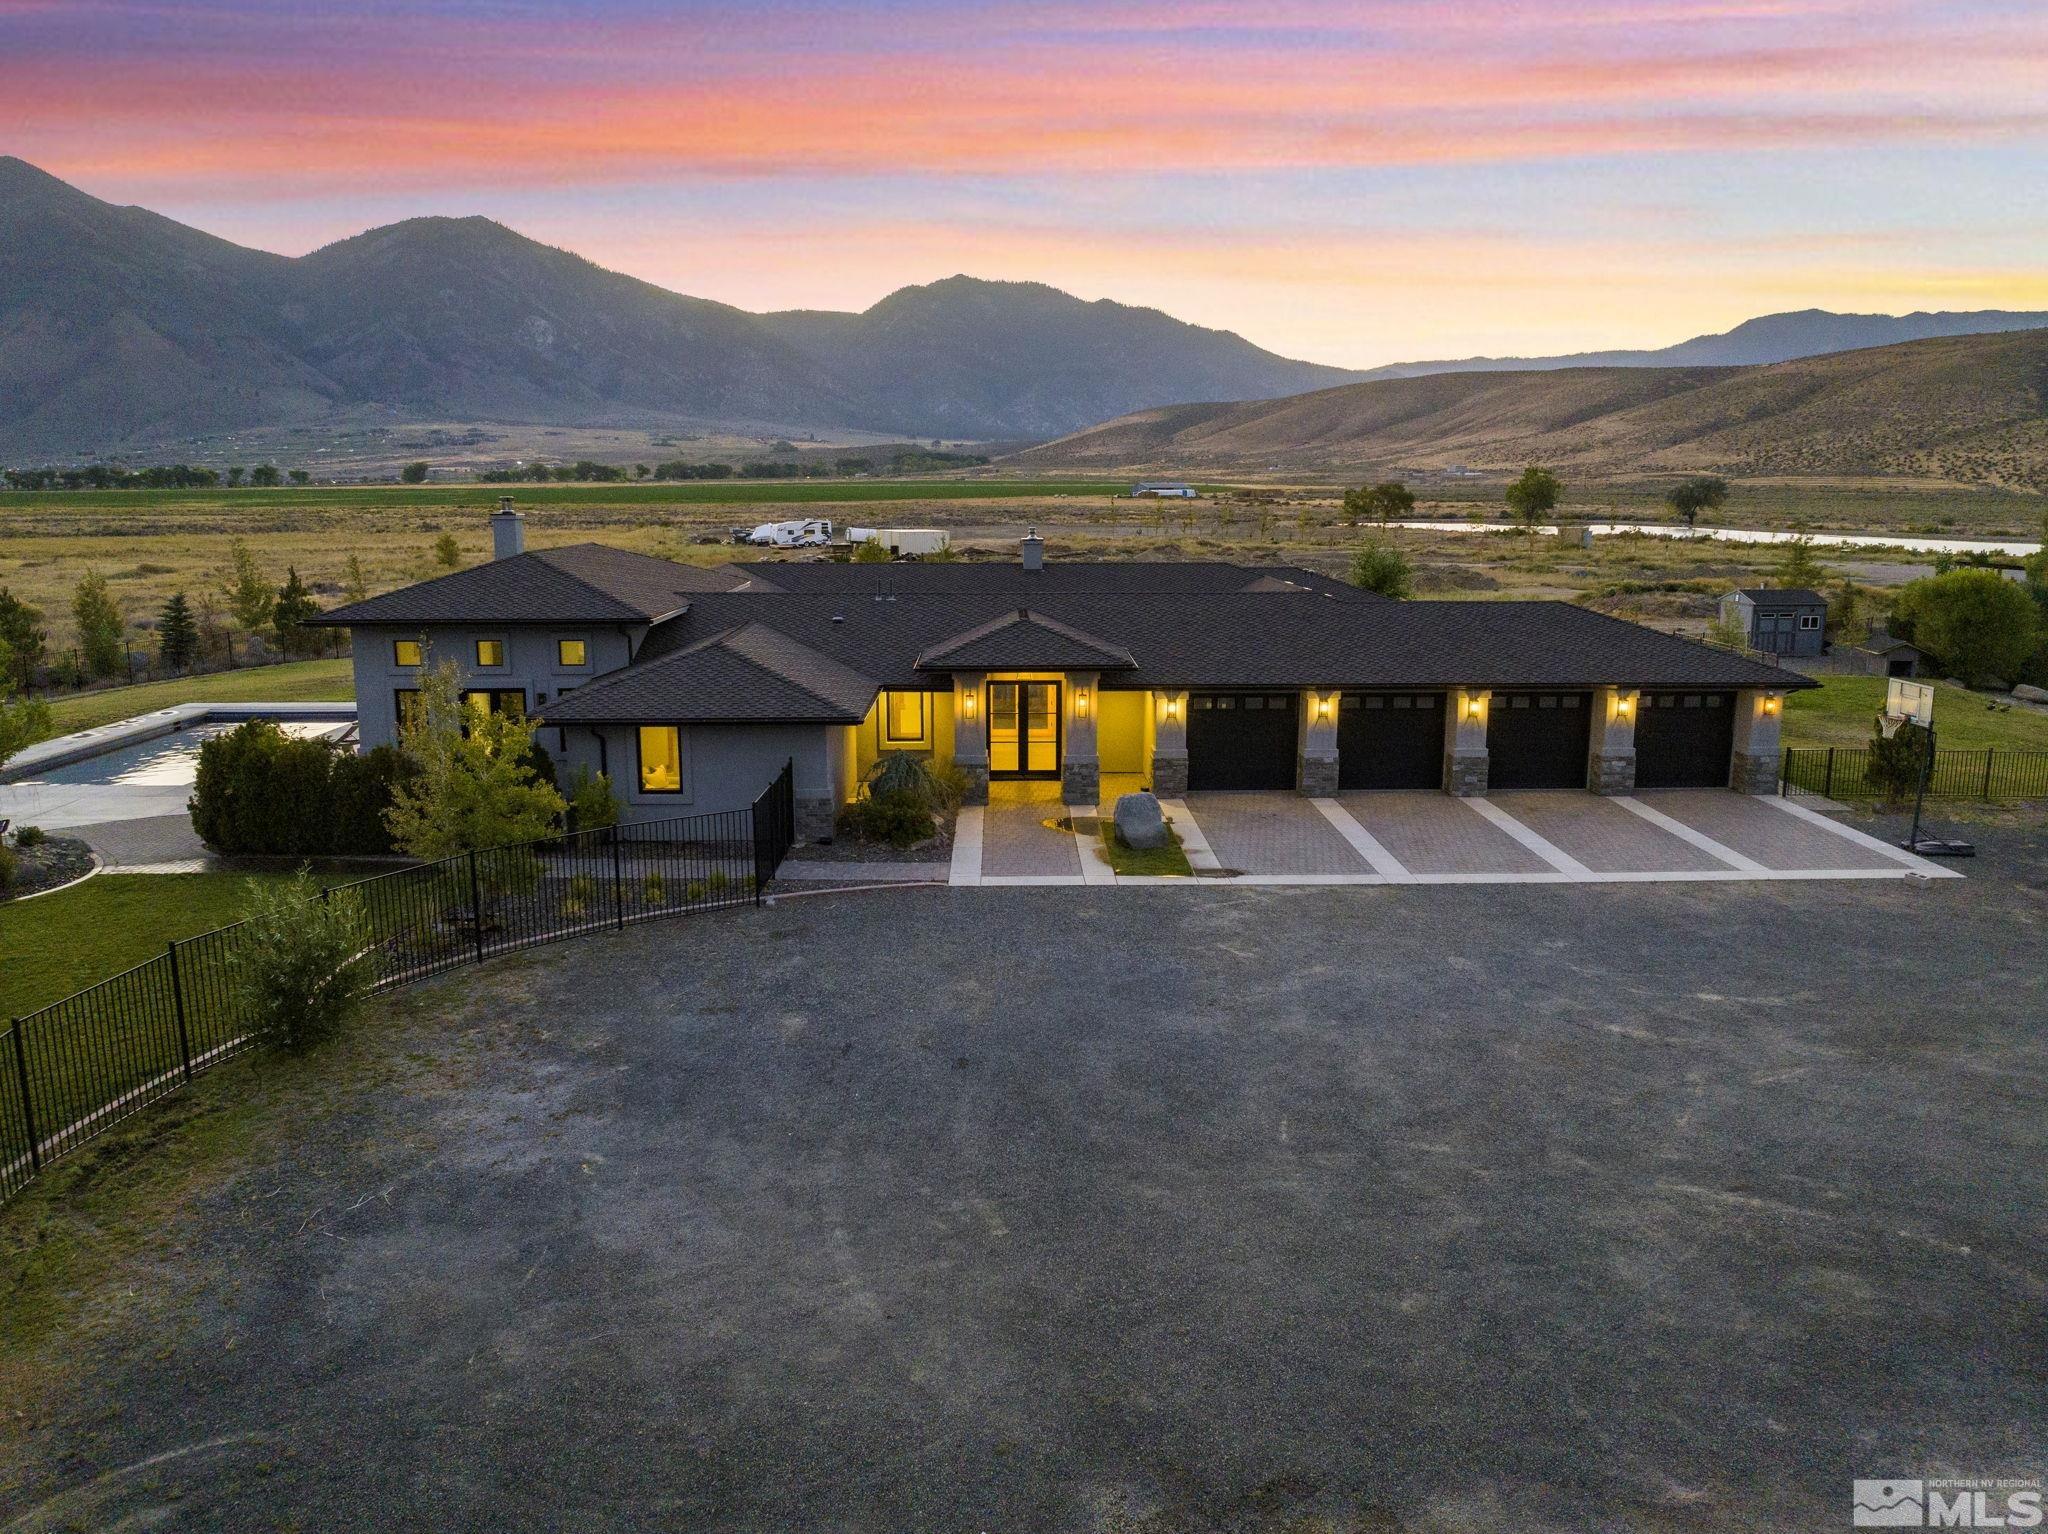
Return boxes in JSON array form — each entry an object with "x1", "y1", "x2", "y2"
[{"x1": 848, "y1": 527, "x2": 951, "y2": 557}]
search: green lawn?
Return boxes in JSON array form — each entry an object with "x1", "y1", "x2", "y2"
[
  {"x1": 1098, "y1": 824, "x2": 1194, "y2": 876},
  {"x1": 40, "y1": 658, "x2": 355, "y2": 736},
  {"x1": 0, "y1": 478, "x2": 1157, "y2": 513},
  {"x1": 1781, "y1": 676, "x2": 2048, "y2": 752},
  {"x1": 0, "y1": 873, "x2": 290, "y2": 1022}
]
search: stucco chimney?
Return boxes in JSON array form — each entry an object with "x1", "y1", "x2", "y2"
[
  {"x1": 1020, "y1": 526, "x2": 1044, "y2": 572},
  {"x1": 491, "y1": 496, "x2": 525, "y2": 559}
]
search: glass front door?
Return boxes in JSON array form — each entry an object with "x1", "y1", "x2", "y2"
[{"x1": 987, "y1": 681, "x2": 1061, "y2": 778}]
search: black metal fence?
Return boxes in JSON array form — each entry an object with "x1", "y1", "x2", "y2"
[
  {"x1": 1782, "y1": 745, "x2": 2048, "y2": 802},
  {"x1": 1, "y1": 760, "x2": 797, "y2": 1204}
]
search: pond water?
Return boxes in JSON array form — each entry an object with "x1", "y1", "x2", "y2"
[{"x1": 1386, "y1": 521, "x2": 2043, "y2": 557}]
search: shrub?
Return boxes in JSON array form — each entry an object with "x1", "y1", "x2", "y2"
[
  {"x1": 1892, "y1": 568, "x2": 2040, "y2": 688},
  {"x1": 232, "y1": 871, "x2": 373, "y2": 1052},
  {"x1": 641, "y1": 872, "x2": 666, "y2": 905},
  {"x1": 191, "y1": 723, "x2": 411, "y2": 856},
  {"x1": 1349, "y1": 540, "x2": 1413, "y2": 598},
  {"x1": 0, "y1": 843, "x2": 16, "y2": 892},
  {"x1": 12, "y1": 824, "x2": 46, "y2": 849},
  {"x1": 837, "y1": 787, "x2": 936, "y2": 847},
  {"x1": 705, "y1": 870, "x2": 729, "y2": 894},
  {"x1": 568, "y1": 767, "x2": 621, "y2": 832},
  {"x1": 569, "y1": 873, "x2": 599, "y2": 905},
  {"x1": 685, "y1": 880, "x2": 708, "y2": 902},
  {"x1": 862, "y1": 751, "x2": 952, "y2": 812},
  {"x1": 852, "y1": 538, "x2": 892, "y2": 563},
  {"x1": 1867, "y1": 718, "x2": 1931, "y2": 808}
]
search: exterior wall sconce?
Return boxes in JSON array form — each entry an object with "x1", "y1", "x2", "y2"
[
  {"x1": 1763, "y1": 693, "x2": 1781, "y2": 715},
  {"x1": 1466, "y1": 696, "x2": 1484, "y2": 720},
  {"x1": 1164, "y1": 696, "x2": 1180, "y2": 721},
  {"x1": 1316, "y1": 695, "x2": 1332, "y2": 721},
  {"x1": 1615, "y1": 695, "x2": 1633, "y2": 719},
  {"x1": 1076, "y1": 688, "x2": 1090, "y2": 717},
  {"x1": 962, "y1": 691, "x2": 977, "y2": 718}
]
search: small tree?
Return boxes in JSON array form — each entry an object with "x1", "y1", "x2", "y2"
[
  {"x1": 1780, "y1": 538, "x2": 1827, "y2": 590},
  {"x1": 852, "y1": 538, "x2": 891, "y2": 564},
  {"x1": 225, "y1": 465, "x2": 246, "y2": 487},
  {"x1": 1894, "y1": 568, "x2": 2040, "y2": 687},
  {"x1": 1665, "y1": 476, "x2": 1727, "y2": 530},
  {"x1": 157, "y1": 591, "x2": 199, "y2": 671},
  {"x1": 1866, "y1": 718, "x2": 1931, "y2": 810},
  {"x1": 72, "y1": 569, "x2": 126, "y2": 678},
  {"x1": 0, "y1": 588, "x2": 46, "y2": 690},
  {"x1": 224, "y1": 538, "x2": 275, "y2": 633},
  {"x1": 1825, "y1": 577, "x2": 1864, "y2": 643},
  {"x1": 0, "y1": 645, "x2": 52, "y2": 772},
  {"x1": 401, "y1": 461, "x2": 430, "y2": 484},
  {"x1": 384, "y1": 660, "x2": 566, "y2": 861},
  {"x1": 194, "y1": 592, "x2": 232, "y2": 666},
  {"x1": 273, "y1": 566, "x2": 321, "y2": 656},
  {"x1": 344, "y1": 553, "x2": 370, "y2": 604},
  {"x1": 1349, "y1": 539, "x2": 1414, "y2": 598},
  {"x1": 232, "y1": 871, "x2": 373, "y2": 1052},
  {"x1": 288, "y1": 469, "x2": 311, "y2": 486},
  {"x1": 1504, "y1": 466, "x2": 1562, "y2": 532},
  {"x1": 567, "y1": 767, "x2": 621, "y2": 832},
  {"x1": 1343, "y1": 481, "x2": 1416, "y2": 525},
  {"x1": 249, "y1": 464, "x2": 282, "y2": 487},
  {"x1": 433, "y1": 532, "x2": 462, "y2": 569}
]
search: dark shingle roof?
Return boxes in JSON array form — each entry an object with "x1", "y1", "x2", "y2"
[
  {"x1": 1734, "y1": 587, "x2": 1825, "y2": 606},
  {"x1": 643, "y1": 591, "x2": 1811, "y2": 694},
  {"x1": 311, "y1": 545, "x2": 747, "y2": 626},
  {"x1": 541, "y1": 622, "x2": 876, "y2": 724},
  {"x1": 916, "y1": 609, "x2": 1135, "y2": 672}
]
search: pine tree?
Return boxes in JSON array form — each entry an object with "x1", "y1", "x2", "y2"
[
  {"x1": 72, "y1": 569, "x2": 126, "y2": 678},
  {"x1": 0, "y1": 587, "x2": 46, "y2": 690},
  {"x1": 434, "y1": 532, "x2": 462, "y2": 569},
  {"x1": 157, "y1": 591, "x2": 199, "y2": 671},
  {"x1": 344, "y1": 554, "x2": 370, "y2": 604},
  {"x1": 272, "y1": 567, "x2": 321, "y2": 657}
]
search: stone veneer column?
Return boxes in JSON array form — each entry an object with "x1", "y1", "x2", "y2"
[
  {"x1": 1444, "y1": 688, "x2": 1490, "y2": 796},
  {"x1": 1149, "y1": 689, "x2": 1190, "y2": 796},
  {"x1": 1297, "y1": 688, "x2": 1340, "y2": 795},
  {"x1": 1729, "y1": 687, "x2": 1784, "y2": 793},
  {"x1": 1061, "y1": 670, "x2": 1102, "y2": 805},
  {"x1": 952, "y1": 671, "x2": 989, "y2": 805},
  {"x1": 1586, "y1": 686, "x2": 1639, "y2": 794}
]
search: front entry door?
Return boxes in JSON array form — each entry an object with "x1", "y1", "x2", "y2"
[{"x1": 988, "y1": 681, "x2": 1061, "y2": 778}]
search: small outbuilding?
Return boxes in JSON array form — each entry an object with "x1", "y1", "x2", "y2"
[
  {"x1": 1130, "y1": 480, "x2": 1196, "y2": 499},
  {"x1": 1721, "y1": 587, "x2": 1827, "y2": 658}
]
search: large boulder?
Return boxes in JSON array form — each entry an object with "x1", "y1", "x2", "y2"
[
  {"x1": 2014, "y1": 683, "x2": 2048, "y2": 705},
  {"x1": 1113, "y1": 791, "x2": 1169, "y2": 850}
]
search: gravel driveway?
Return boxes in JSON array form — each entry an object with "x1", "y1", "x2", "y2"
[{"x1": 5, "y1": 821, "x2": 2044, "y2": 1531}]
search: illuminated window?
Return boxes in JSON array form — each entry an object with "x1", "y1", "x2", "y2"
[
  {"x1": 393, "y1": 639, "x2": 423, "y2": 667},
  {"x1": 638, "y1": 726, "x2": 683, "y2": 793},
  {"x1": 475, "y1": 638, "x2": 505, "y2": 667},
  {"x1": 883, "y1": 689, "x2": 927, "y2": 743},
  {"x1": 463, "y1": 689, "x2": 525, "y2": 720},
  {"x1": 558, "y1": 638, "x2": 587, "y2": 668}
]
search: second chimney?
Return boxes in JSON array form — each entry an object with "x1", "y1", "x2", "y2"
[
  {"x1": 491, "y1": 496, "x2": 525, "y2": 560},
  {"x1": 1020, "y1": 526, "x2": 1044, "y2": 573}
]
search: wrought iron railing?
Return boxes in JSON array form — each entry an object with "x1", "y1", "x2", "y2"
[{"x1": 1781, "y1": 745, "x2": 2048, "y2": 803}]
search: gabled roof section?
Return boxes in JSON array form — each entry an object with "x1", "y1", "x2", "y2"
[
  {"x1": 915, "y1": 608, "x2": 1135, "y2": 672},
  {"x1": 311, "y1": 544, "x2": 748, "y2": 626},
  {"x1": 1734, "y1": 587, "x2": 1825, "y2": 606},
  {"x1": 726, "y1": 559, "x2": 1383, "y2": 599},
  {"x1": 540, "y1": 621, "x2": 876, "y2": 724}
]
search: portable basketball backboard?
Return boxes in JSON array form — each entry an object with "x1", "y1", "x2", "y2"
[{"x1": 1886, "y1": 677, "x2": 1934, "y2": 726}]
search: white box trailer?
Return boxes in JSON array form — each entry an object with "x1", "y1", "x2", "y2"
[{"x1": 846, "y1": 527, "x2": 950, "y2": 557}]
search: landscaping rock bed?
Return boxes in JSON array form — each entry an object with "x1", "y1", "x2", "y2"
[{"x1": 1, "y1": 833, "x2": 97, "y2": 900}]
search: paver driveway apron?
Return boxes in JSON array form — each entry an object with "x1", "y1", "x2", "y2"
[{"x1": 1182, "y1": 791, "x2": 1370, "y2": 875}]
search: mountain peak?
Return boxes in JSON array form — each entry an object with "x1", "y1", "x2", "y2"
[{"x1": 0, "y1": 155, "x2": 92, "y2": 203}]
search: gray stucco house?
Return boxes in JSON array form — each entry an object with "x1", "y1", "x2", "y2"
[
  {"x1": 314, "y1": 504, "x2": 1806, "y2": 839},
  {"x1": 1721, "y1": 587, "x2": 1828, "y2": 657}
]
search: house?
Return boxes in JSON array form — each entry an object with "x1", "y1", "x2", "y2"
[
  {"x1": 313, "y1": 503, "x2": 1806, "y2": 840},
  {"x1": 1131, "y1": 481, "x2": 1196, "y2": 499},
  {"x1": 1721, "y1": 587, "x2": 1828, "y2": 657}
]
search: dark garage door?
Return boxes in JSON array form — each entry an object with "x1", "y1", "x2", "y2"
[
  {"x1": 1634, "y1": 691, "x2": 1735, "y2": 789},
  {"x1": 1187, "y1": 692, "x2": 1298, "y2": 790},
  {"x1": 1338, "y1": 692, "x2": 1443, "y2": 790},
  {"x1": 1487, "y1": 691, "x2": 1591, "y2": 790}
]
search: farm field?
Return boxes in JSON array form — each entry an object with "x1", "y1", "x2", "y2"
[{"x1": 0, "y1": 477, "x2": 2032, "y2": 655}]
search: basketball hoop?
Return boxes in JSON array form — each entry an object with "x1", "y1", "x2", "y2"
[{"x1": 1876, "y1": 713, "x2": 1907, "y2": 740}]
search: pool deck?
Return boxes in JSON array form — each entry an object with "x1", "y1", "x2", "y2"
[{"x1": 1, "y1": 701, "x2": 356, "y2": 786}]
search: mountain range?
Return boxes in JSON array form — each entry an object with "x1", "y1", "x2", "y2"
[
  {"x1": 2, "y1": 154, "x2": 2045, "y2": 469},
  {"x1": 1011, "y1": 329, "x2": 2048, "y2": 490}
]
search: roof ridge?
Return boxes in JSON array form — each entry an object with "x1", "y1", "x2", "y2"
[{"x1": 533, "y1": 543, "x2": 700, "y2": 617}]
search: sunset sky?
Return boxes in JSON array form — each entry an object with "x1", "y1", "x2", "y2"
[{"x1": 5, "y1": 0, "x2": 2044, "y2": 365}]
